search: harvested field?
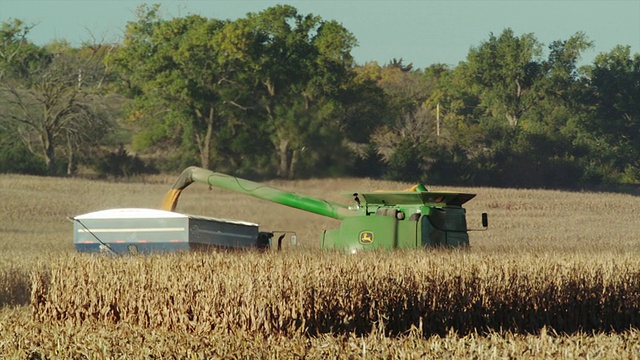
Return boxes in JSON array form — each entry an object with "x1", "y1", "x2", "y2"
[{"x1": 1, "y1": 173, "x2": 639, "y2": 358}]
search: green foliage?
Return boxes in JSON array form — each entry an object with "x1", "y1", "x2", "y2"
[
  {"x1": 111, "y1": 4, "x2": 359, "y2": 176},
  {"x1": 91, "y1": 147, "x2": 157, "y2": 178},
  {"x1": 334, "y1": 74, "x2": 390, "y2": 144},
  {"x1": 0, "y1": 19, "x2": 51, "y2": 81},
  {"x1": 351, "y1": 144, "x2": 384, "y2": 178},
  {"x1": 1, "y1": 21, "x2": 116, "y2": 176},
  {"x1": 580, "y1": 46, "x2": 640, "y2": 182},
  {"x1": 241, "y1": 5, "x2": 358, "y2": 178},
  {"x1": 463, "y1": 29, "x2": 545, "y2": 127},
  {"x1": 0, "y1": 132, "x2": 46, "y2": 175},
  {"x1": 421, "y1": 29, "x2": 628, "y2": 187},
  {"x1": 3, "y1": 13, "x2": 640, "y2": 188},
  {"x1": 383, "y1": 139, "x2": 426, "y2": 182},
  {"x1": 111, "y1": 7, "x2": 229, "y2": 169}
]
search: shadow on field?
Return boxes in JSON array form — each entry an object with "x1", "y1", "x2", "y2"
[
  {"x1": 0, "y1": 268, "x2": 31, "y2": 307},
  {"x1": 564, "y1": 184, "x2": 640, "y2": 198},
  {"x1": 472, "y1": 182, "x2": 640, "y2": 197}
]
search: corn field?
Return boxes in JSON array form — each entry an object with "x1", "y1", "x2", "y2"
[
  {"x1": 1, "y1": 174, "x2": 640, "y2": 358},
  {"x1": 29, "y1": 251, "x2": 640, "y2": 336}
]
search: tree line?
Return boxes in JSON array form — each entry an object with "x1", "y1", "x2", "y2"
[{"x1": 1, "y1": 4, "x2": 639, "y2": 188}]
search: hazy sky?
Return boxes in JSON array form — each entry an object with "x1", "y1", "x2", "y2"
[{"x1": 2, "y1": 0, "x2": 639, "y2": 69}]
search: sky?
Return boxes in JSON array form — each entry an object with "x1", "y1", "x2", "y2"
[{"x1": 1, "y1": 0, "x2": 639, "y2": 69}]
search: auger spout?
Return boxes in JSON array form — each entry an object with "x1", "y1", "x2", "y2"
[{"x1": 161, "y1": 166, "x2": 355, "y2": 220}]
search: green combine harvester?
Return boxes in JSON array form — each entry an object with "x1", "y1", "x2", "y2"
[{"x1": 74, "y1": 166, "x2": 487, "y2": 254}]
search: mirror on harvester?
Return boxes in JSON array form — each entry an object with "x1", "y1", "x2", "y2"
[
  {"x1": 482, "y1": 213, "x2": 489, "y2": 228},
  {"x1": 290, "y1": 234, "x2": 297, "y2": 246}
]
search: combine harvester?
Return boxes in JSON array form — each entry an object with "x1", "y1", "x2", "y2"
[{"x1": 73, "y1": 166, "x2": 487, "y2": 254}]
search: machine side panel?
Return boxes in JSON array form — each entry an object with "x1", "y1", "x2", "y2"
[
  {"x1": 335, "y1": 216, "x2": 397, "y2": 251},
  {"x1": 361, "y1": 192, "x2": 476, "y2": 206},
  {"x1": 74, "y1": 217, "x2": 189, "y2": 253},
  {"x1": 73, "y1": 208, "x2": 262, "y2": 253},
  {"x1": 396, "y1": 217, "x2": 420, "y2": 248},
  {"x1": 188, "y1": 217, "x2": 259, "y2": 249},
  {"x1": 421, "y1": 207, "x2": 470, "y2": 247}
]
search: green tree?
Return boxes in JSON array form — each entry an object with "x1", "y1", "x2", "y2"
[
  {"x1": 113, "y1": 5, "x2": 281, "y2": 172},
  {"x1": 334, "y1": 65, "x2": 390, "y2": 177},
  {"x1": 0, "y1": 19, "x2": 45, "y2": 80},
  {"x1": 0, "y1": 20, "x2": 114, "y2": 175},
  {"x1": 240, "y1": 5, "x2": 358, "y2": 178},
  {"x1": 366, "y1": 61, "x2": 438, "y2": 180},
  {"x1": 464, "y1": 28, "x2": 544, "y2": 127},
  {"x1": 426, "y1": 30, "x2": 596, "y2": 187},
  {"x1": 112, "y1": 7, "x2": 225, "y2": 169},
  {"x1": 582, "y1": 45, "x2": 640, "y2": 182},
  {"x1": 0, "y1": 126, "x2": 46, "y2": 174}
]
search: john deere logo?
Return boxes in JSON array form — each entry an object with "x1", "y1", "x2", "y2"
[{"x1": 359, "y1": 231, "x2": 374, "y2": 244}]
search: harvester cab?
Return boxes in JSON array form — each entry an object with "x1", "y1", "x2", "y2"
[{"x1": 321, "y1": 188, "x2": 486, "y2": 252}]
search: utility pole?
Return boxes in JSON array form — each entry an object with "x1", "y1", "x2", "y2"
[{"x1": 436, "y1": 102, "x2": 440, "y2": 136}]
